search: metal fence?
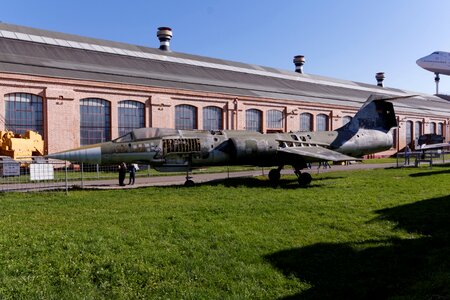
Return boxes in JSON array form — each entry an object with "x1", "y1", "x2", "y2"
[
  {"x1": 1, "y1": 151, "x2": 449, "y2": 193},
  {"x1": 395, "y1": 150, "x2": 449, "y2": 168},
  {"x1": 0, "y1": 160, "x2": 152, "y2": 193}
]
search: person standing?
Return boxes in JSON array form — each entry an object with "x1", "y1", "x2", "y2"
[
  {"x1": 404, "y1": 145, "x2": 411, "y2": 165},
  {"x1": 118, "y1": 162, "x2": 127, "y2": 186},
  {"x1": 128, "y1": 163, "x2": 136, "y2": 185}
]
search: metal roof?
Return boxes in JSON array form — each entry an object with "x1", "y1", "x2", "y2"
[{"x1": 0, "y1": 22, "x2": 449, "y2": 117}]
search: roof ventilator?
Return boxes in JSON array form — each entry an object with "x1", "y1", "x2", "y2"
[
  {"x1": 293, "y1": 55, "x2": 305, "y2": 74},
  {"x1": 157, "y1": 27, "x2": 172, "y2": 51},
  {"x1": 376, "y1": 72, "x2": 385, "y2": 87}
]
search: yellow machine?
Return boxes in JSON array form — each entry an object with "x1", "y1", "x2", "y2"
[{"x1": 0, "y1": 130, "x2": 44, "y2": 159}]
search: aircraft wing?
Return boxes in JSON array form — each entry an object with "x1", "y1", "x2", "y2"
[
  {"x1": 278, "y1": 146, "x2": 360, "y2": 162},
  {"x1": 418, "y1": 142, "x2": 450, "y2": 150}
]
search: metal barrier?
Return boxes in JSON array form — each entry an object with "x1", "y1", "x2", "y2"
[
  {"x1": 396, "y1": 150, "x2": 449, "y2": 168},
  {"x1": 0, "y1": 160, "x2": 152, "y2": 193}
]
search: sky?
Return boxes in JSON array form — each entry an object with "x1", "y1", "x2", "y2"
[{"x1": 2, "y1": 0, "x2": 450, "y2": 94}]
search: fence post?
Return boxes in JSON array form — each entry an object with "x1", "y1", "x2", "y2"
[
  {"x1": 396, "y1": 152, "x2": 399, "y2": 168},
  {"x1": 81, "y1": 163, "x2": 84, "y2": 188},
  {"x1": 65, "y1": 161, "x2": 69, "y2": 195}
]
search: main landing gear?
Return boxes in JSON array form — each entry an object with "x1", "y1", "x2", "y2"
[
  {"x1": 268, "y1": 165, "x2": 312, "y2": 187},
  {"x1": 184, "y1": 155, "x2": 195, "y2": 187},
  {"x1": 184, "y1": 170, "x2": 195, "y2": 187}
]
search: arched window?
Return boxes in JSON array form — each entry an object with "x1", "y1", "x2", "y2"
[
  {"x1": 316, "y1": 114, "x2": 329, "y2": 131},
  {"x1": 405, "y1": 121, "x2": 413, "y2": 146},
  {"x1": 266, "y1": 110, "x2": 283, "y2": 129},
  {"x1": 437, "y1": 123, "x2": 443, "y2": 135},
  {"x1": 118, "y1": 100, "x2": 145, "y2": 136},
  {"x1": 4, "y1": 93, "x2": 43, "y2": 136},
  {"x1": 342, "y1": 116, "x2": 352, "y2": 127},
  {"x1": 203, "y1": 106, "x2": 223, "y2": 130},
  {"x1": 299, "y1": 113, "x2": 312, "y2": 132},
  {"x1": 80, "y1": 98, "x2": 111, "y2": 146},
  {"x1": 175, "y1": 104, "x2": 197, "y2": 130},
  {"x1": 429, "y1": 122, "x2": 436, "y2": 134},
  {"x1": 246, "y1": 109, "x2": 262, "y2": 132},
  {"x1": 414, "y1": 121, "x2": 422, "y2": 141}
]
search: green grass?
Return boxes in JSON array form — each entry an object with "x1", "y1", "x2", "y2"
[{"x1": 0, "y1": 165, "x2": 449, "y2": 299}]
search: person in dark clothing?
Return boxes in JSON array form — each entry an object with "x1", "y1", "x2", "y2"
[
  {"x1": 128, "y1": 163, "x2": 136, "y2": 185},
  {"x1": 118, "y1": 162, "x2": 127, "y2": 186},
  {"x1": 404, "y1": 145, "x2": 411, "y2": 165}
]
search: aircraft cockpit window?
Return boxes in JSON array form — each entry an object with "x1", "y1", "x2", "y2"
[
  {"x1": 433, "y1": 51, "x2": 440, "y2": 54},
  {"x1": 113, "y1": 132, "x2": 134, "y2": 143}
]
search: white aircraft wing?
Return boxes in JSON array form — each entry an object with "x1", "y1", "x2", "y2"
[
  {"x1": 418, "y1": 142, "x2": 450, "y2": 150},
  {"x1": 278, "y1": 146, "x2": 360, "y2": 162}
]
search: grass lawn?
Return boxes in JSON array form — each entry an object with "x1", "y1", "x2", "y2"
[{"x1": 0, "y1": 165, "x2": 449, "y2": 299}]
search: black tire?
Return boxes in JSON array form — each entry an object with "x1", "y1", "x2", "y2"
[
  {"x1": 268, "y1": 169, "x2": 281, "y2": 183},
  {"x1": 184, "y1": 179, "x2": 195, "y2": 187},
  {"x1": 298, "y1": 172, "x2": 312, "y2": 187}
]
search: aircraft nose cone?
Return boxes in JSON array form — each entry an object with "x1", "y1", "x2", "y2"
[
  {"x1": 48, "y1": 146, "x2": 102, "y2": 164},
  {"x1": 416, "y1": 57, "x2": 426, "y2": 68}
]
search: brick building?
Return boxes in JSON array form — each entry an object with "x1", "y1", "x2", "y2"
[{"x1": 0, "y1": 23, "x2": 448, "y2": 155}]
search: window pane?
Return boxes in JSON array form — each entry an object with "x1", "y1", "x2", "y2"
[
  {"x1": 414, "y1": 121, "x2": 422, "y2": 140},
  {"x1": 300, "y1": 113, "x2": 312, "y2": 132},
  {"x1": 118, "y1": 100, "x2": 145, "y2": 136},
  {"x1": 266, "y1": 110, "x2": 283, "y2": 129},
  {"x1": 203, "y1": 106, "x2": 222, "y2": 130},
  {"x1": 429, "y1": 122, "x2": 436, "y2": 134},
  {"x1": 80, "y1": 98, "x2": 111, "y2": 145},
  {"x1": 4, "y1": 93, "x2": 44, "y2": 136},
  {"x1": 316, "y1": 114, "x2": 329, "y2": 131},
  {"x1": 405, "y1": 121, "x2": 413, "y2": 145},
  {"x1": 437, "y1": 123, "x2": 443, "y2": 135},
  {"x1": 175, "y1": 105, "x2": 197, "y2": 130},
  {"x1": 246, "y1": 109, "x2": 262, "y2": 132}
]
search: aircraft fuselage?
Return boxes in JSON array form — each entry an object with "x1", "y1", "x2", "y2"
[
  {"x1": 59, "y1": 128, "x2": 392, "y2": 172},
  {"x1": 417, "y1": 51, "x2": 450, "y2": 75}
]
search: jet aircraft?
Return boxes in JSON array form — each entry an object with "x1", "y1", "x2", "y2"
[
  {"x1": 417, "y1": 51, "x2": 450, "y2": 76},
  {"x1": 48, "y1": 94, "x2": 401, "y2": 187},
  {"x1": 417, "y1": 51, "x2": 450, "y2": 93}
]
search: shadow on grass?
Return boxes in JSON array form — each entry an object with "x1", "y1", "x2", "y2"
[
  {"x1": 193, "y1": 177, "x2": 326, "y2": 190},
  {"x1": 265, "y1": 195, "x2": 450, "y2": 299},
  {"x1": 312, "y1": 176, "x2": 346, "y2": 181},
  {"x1": 409, "y1": 168, "x2": 450, "y2": 177},
  {"x1": 407, "y1": 163, "x2": 450, "y2": 177}
]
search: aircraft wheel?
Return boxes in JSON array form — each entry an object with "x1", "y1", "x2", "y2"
[
  {"x1": 268, "y1": 169, "x2": 281, "y2": 183},
  {"x1": 298, "y1": 172, "x2": 312, "y2": 187},
  {"x1": 184, "y1": 179, "x2": 195, "y2": 187}
]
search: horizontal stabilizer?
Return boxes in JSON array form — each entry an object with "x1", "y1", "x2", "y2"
[{"x1": 278, "y1": 146, "x2": 360, "y2": 162}]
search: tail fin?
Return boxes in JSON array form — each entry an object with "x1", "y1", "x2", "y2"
[{"x1": 342, "y1": 94, "x2": 398, "y2": 133}]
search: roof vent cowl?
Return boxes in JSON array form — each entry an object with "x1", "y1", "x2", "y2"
[
  {"x1": 293, "y1": 55, "x2": 305, "y2": 74},
  {"x1": 157, "y1": 27, "x2": 172, "y2": 51},
  {"x1": 376, "y1": 72, "x2": 385, "y2": 87}
]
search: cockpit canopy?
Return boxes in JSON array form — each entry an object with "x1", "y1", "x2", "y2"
[{"x1": 113, "y1": 128, "x2": 180, "y2": 143}]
